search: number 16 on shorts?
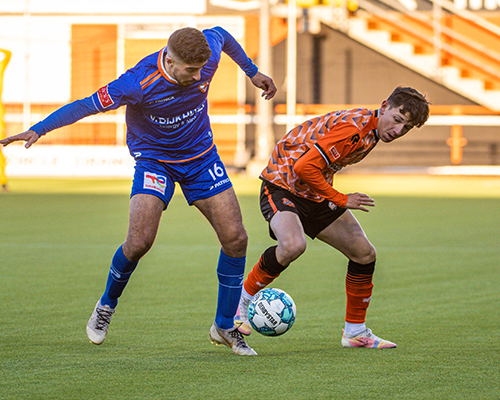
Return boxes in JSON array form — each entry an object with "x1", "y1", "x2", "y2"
[
  {"x1": 208, "y1": 162, "x2": 225, "y2": 180},
  {"x1": 208, "y1": 162, "x2": 231, "y2": 191}
]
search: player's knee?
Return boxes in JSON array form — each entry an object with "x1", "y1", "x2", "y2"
[
  {"x1": 221, "y1": 227, "x2": 248, "y2": 257},
  {"x1": 353, "y1": 243, "x2": 376, "y2": 265},
  {"x1": 279, "y1": 236, "x2": 307, "y2": 265},
  {"x1": 123, "y1": 238, "x2": 154, "y2": 261},
  {"x1": 234, "y1": 229, "x2": 248, "y2": 252},
  {"x1": 366, "y1": 244, "x2": 377, "y2": 263}
]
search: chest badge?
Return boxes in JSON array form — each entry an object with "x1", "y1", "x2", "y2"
[{"x1": 198, "y1": 82, "x2": 209, "y2": 93}]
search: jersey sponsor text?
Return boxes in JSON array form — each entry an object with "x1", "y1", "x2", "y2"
[{"x1": 149, "y1": 102, "x2": 205, "y2": 129}]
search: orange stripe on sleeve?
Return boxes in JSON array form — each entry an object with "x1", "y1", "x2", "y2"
[
  {"x1": 141, "y1": 73, "x2": 161, "y2": 89},
  {"x1": 140, "y1": 70, "x2": 160, "y2": 87}
]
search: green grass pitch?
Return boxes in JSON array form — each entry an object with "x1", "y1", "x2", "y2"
[{"x1": 1, "y1": 175, "x2": 499, "y2": 399}]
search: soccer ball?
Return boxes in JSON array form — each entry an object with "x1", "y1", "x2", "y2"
[{"x1": 248, "y1": 288, "x2": 296, "y2": 336}]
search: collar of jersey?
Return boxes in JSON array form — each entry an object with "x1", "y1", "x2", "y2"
[
  {"x1": 373, "y1": 108, "x2": 380, "y2": 139},
  {"x1": 157, "y1": 47, "x2": 179, "y2": 85}
]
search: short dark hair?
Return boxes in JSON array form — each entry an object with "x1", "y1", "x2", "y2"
[
  {"x1": 167, "y1": 27, "x2": 212, "y2": 64},
  {"x1": 387, "y1": 86, "x2": 430, "y2": 128}
]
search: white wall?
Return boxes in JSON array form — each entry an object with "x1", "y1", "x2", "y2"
[
  {"x1": 0, "y1": 0, "x2": 207, "y2": 15},
  {"x1": 0, "y1": 0, "x2": 208, "y2": 103},
  {"x1": 3, "y1": 145, "x2": 135, "y2": 177},
  {"x1": 0, "y1": 18, "x2": 71, "y2": 103}
]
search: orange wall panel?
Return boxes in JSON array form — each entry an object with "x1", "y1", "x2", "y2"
[
  {"x1": 71, "y1": 25, "x2": 118, "y2": 99},
  {"x1": 70, "y1": 25, "x2": 118, "y2": 144},
  {"x1": 124, "y1": 39, "x2": 167, "y2": 70}
]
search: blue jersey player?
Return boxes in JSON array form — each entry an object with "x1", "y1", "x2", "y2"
[{"x1": 1, "y1": 26, "x2": 277, "y2": 356}]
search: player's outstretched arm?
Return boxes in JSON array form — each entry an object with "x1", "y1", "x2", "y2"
[
  {"x1": 251, "y1": 71, "x2": 277, "y2": 100},
  {"x1": 345, "y1": 192, "x2": 375, "y2": 212},
  {"x1": 0, "y1": 130, "x2": 39, "y2": 149}
]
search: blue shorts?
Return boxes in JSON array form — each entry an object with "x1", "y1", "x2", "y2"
[{"x1": 131, "y1": 147, "x2": 232, "y2": 208}]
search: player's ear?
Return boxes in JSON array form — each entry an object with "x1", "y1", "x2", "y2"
[
  {"x1": 379, "y1": 100, "x2": 390, "y2": 115},
  {"x1": 165, "y1": 54, "x2": 175, "y2": 67}
]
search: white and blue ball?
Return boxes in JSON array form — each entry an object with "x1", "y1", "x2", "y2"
[{"x1": 248, "y1": 288, "x2": 296, "y2": 336}]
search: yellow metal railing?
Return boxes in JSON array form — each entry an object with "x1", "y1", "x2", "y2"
[{"x1": 0, "y1": 48, "x2": 12, "y2": 190}]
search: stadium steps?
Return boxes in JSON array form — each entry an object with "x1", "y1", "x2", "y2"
[{"x1": 308, "y1": 3, "x2": 500, "y2": 111}]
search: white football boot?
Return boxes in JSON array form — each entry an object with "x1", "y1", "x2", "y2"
[
  {"x1": 209, "y1": 323, "x2": 257, "y2": 356},
  {"x1": 342, "y1": 328, "x2": 397, "y2": 349},
  {"x1": 86, "y1": 300, "x2": 115, "y2": 345}
]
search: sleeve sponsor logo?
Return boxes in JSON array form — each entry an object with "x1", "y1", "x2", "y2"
[
  {"x1": 97, "y1": 85, "x2": 115, "y2": 108},
  {"x1": 144, "y1": 172, "x2": 167, "y2": 195},
  {"x1": 329, "y1": 145, "x2": 340, "y2": 160}
]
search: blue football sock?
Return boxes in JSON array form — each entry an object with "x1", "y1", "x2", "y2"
[
  {"x1": 100, "y1": 245, "x2": 138, "y2": 309},
  {"x1": 215, "y1": 250, "x2": 245, "y2": 330}
]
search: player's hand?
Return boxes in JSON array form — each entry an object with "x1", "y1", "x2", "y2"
[
  {"x1": 251, "y1": 71, "x2": 277, "y2": 100},
  {"x1": 0, "y1": 130, "x2": 39, "y2": 149},
  {"x1": 345, "y1": 192, "x2": 375, "y2": 212}
]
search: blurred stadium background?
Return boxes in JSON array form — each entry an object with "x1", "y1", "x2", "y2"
[{"x1": 1, "y1": 0, "x2": 500, "y2": 178}]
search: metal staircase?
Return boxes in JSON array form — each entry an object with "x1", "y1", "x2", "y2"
[{"x1": 306, "y1": 0, "x2": 500, "y2": 111}]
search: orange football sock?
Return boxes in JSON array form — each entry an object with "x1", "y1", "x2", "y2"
[
  {"x1": 345, "y1": 260, "x2": 375, "y2": 324},
  {"x1": 345, "y1": 279, "x2": 373, "y2": 323},
  {"x1": 243, "y1": 258, "x2": 280, "y2": 296}
]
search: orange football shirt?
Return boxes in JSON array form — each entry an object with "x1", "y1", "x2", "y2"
[{"x1": 261, "y1": 108, "x2": 380, "y2": 207}]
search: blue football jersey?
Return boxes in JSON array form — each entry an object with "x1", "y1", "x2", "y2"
[{"x1": 31, "y1": 26, "x2": 258, "y2": 162}]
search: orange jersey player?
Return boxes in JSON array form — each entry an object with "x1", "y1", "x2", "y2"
[
  {"x1": 261, "y1": 107, "x2": 379, "y2": 207},
  {"x1": 236, "y1": 86, "x2": 430, "y2": 349}
]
